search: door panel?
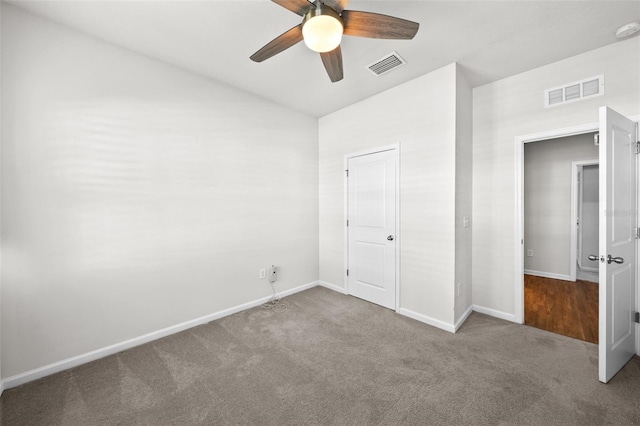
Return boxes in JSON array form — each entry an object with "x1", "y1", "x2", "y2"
[
  {"x1": 355, "y1": 242, "x2": 386, "y2": 289},
  {"x1": 348, "y1": 149, "x2": 397, "y2": 310},
  {"x1": 599, "y1": 106, "x2": 637, "y2": 383},
  {"x1": 354, "y1": 162, "x2": 387, "y2": 227},
  {"x1": 611, "y1": 266, "x2": 632, "y2": 346}
]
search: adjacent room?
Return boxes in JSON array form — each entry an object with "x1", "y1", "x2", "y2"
[
  {"x1": 523, "y1": 133, "x2": 600, "y2": 343},
  {"x1": 1, "y1": 1, "x2": 640, "y2": 424}
]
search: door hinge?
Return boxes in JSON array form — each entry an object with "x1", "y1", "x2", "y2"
[
  {"x1": 636, "y1": 228, "x2": 640, "y2": 239},
  {"x1": 346, "y1": 269, "x2": 349, "y2": 276},
  {"x1": 636, "y1": 141, "x2": 640, "y2": 155},
  {"x1": 346, "y1": 220, "x2": 349, "y2": 227},
  {"x1": 635, "y1": 312, "x2": 639, "y2": 324},
  {"x1": 345, "y1": 169, "x2": 349, "y2": 177}
]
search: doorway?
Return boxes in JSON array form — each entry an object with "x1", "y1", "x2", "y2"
[
  {"x1": 574, "y1": 161, "x2": 599, "y2": 283},
  {"x1": 345, "y1": 146, "x2": 399, "y2": 310},
  {"x1": 515, "y1": 108, "x2": 639, "y2": 383},
  {"x1": 522, "y1": 133, "x2": 599, "y2": 343}
]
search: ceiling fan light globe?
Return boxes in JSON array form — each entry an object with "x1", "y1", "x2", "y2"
[{"x1": 302, "y1": 15, "x2": 343, "y2": 53}]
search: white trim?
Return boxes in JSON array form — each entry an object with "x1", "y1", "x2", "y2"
[
  {"x1": 395, "y1": 145, "x2": 401, "y2": 312},
  {"x1": 0, "y1": 0, "x2": 3, "y2": 398},
  {"x1": 318, "y1": 281, "x2": 347, "y2": 295},
  {"x1": 2, "y1": 281, "x2": 319, "y2": 390},
  {"x1": 576, "y1": 268, "x2": 599, "y2": 282},
  {"x1": 524, "y1": 269, "x2": 573, "y2": 282},
  {"x1": 637, "y1": 121, "x2": 640, "y2": 357},
  {"x1": 344, "y1": 143, "x2": 399, "y2": 160},
  {"x1": 397, "y1": 308, "x2": 456, "y2": 334},
  {"x1": 570, "y1": 161, "x2": 577, "y2": 282},
  {"x1": 472, "y1": 305, "x2": 517, "y2": 323},
  {"x1": 344, "y1": 143, "x2": 401, "y2": 311},
  {"x1": 454, "y1": 305, "x2": 473, "y2": 332},
  {"x1": 343, "y1": 154, "x2": 349, "y2": 293},
  {"x1": 637, "y1": 120, "x2": 640, "y2": 357}
]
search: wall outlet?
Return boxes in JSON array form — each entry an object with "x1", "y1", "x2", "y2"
[
  {"x1": 259, "y1": 268, "x2": 266, "y2": 279},
  {"x1": 527, "y1": 249, "x2": 534, "y2": 257}
]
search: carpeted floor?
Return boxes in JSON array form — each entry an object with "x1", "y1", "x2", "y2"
[{"x1": 1, "y1": 286, "x2": 639, "y2": 425}]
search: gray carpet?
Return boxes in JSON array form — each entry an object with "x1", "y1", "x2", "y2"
[{"x1": 1, "y1": 286, "x2": 639, "y2": 425}]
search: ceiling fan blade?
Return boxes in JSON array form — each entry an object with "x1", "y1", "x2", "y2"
[
  {"x1": 250, "y1": 24, "x2": 304, "y2": 62},
  {"x1": 342, "y1": 10, "x2": 420, "y2": 40},
  {"x1": 272, "y1": 0, "x2": 314, "y2": 16},
  {"x1": 321, "y1": 0, "x2": 350, "y2": 13},
  {"x1": 320, "y1": 45, "x2": 344, "y2": 83}
]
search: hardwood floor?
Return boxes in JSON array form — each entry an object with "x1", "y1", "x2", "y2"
[{"x1": 524, "y1": 274, "x2": 599, "y2": 344}]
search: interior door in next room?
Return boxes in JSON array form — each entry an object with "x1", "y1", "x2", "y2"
[{"x1": 347, "y1": 149, "x2": 397, "y2": 310}]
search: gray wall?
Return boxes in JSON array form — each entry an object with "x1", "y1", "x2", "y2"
[
  {"x1": 524, "y1": 133, "x2": 597, "y2": 278},
  {"x1": 579, "y1": 164, "x2": 599, "y2": 272}
]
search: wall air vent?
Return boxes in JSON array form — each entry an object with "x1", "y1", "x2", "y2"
[
  {"x1": 366, "y1": 52, "x2": 406, "y2": 77},
  {"x1": 544, "y1": 75, "x2": 604, "y2": 108}
]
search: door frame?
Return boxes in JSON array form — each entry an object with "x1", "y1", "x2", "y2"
[
  {"x1": 344, "y1": 143, "x2": 401, "y2": 311},
  {"x1": 571, "y1": 159, "x2": 600, "y2": 279},
  {"x1": 514, "y1": 117, "x2": 640, "y2": 356}
]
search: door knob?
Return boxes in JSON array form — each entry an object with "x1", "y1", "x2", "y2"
[
  {"x1": 607, "y1": 255, "x2": 624, "y2": 264},
  {"x1": 387, "y1": 235, "x2": 394, "y2": 241},
  {"x1": 588, "y1": 255, "x2": 598, "y2": 261}
]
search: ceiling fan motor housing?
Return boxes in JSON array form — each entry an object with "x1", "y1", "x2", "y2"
[{"x1": 302, "y1": 3, "x2": 344, "y2": 53}]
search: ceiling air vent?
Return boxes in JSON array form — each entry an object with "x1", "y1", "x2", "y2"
[
  {"x1": 544, "y1": 75, "x2": 604, "y2": 108},
  {"x1": 367, "y1": 52, "x2": 406, "y2": 77}
]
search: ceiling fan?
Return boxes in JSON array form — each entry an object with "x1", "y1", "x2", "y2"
[{"x1": 250, "y1": 0, "x2": 420, "y2": 83}]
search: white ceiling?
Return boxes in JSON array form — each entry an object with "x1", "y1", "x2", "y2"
[{"x1": 6, "y1": 0, "x2": 640, "y2": 117}]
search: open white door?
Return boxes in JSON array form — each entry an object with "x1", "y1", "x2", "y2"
[
  {"x1": 347, "y1": 149, "x2": 397, "y2": 310},
  {"x1": 599, "y1": 106, "x2": 638, "y2": 383}
]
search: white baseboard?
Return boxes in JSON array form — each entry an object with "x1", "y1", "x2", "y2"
[
  {"x1": 576, "y1": 268, "x2": 599, "y2": 283},
  {"x1": 454, "y1": 305, "x2": 473, "y2": 332},
  {"x1": 318, "y1": 281, "x2": 347, "y2": 294},
  {"x1": 0, "y1": 381, "x2": 4, "y2": 397},
  {"x1": 397, "y1": 308, "x2": 456, "y2": 334},
  {"x1": 472, "y1": 304, "x2": 516, "y2": 323},
  {"x1": 2, "y1": 281, "x2": 319, "y2": 391},
  {"x1": 524, "y1": 269, "x2": 573, "y2": 282}
]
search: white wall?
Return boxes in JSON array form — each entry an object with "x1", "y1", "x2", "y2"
[
  {"x1": 473, "y1": 36, "x2": 640, "y2": 319},
  {"x1": 320, "y1": 63, "x2": 472, "y2": 330},
  {"x1": 455, "y1": 66, "x2": 473, "y2": 324},
  {"x1": 523, "y1": 134, "x2": 598, "y2": 279},
  {"x1": 1, "y1": 4, "x2": 318, "y2": 379}
]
